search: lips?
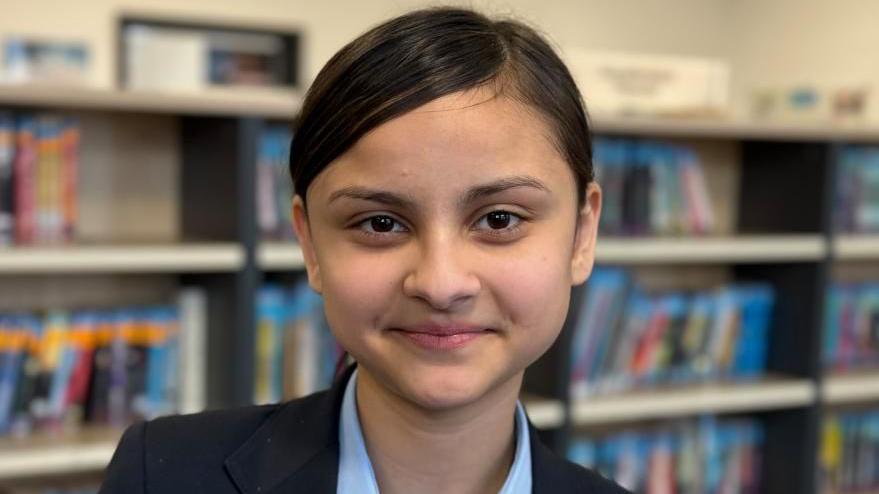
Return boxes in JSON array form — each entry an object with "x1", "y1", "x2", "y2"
[
  {"x1": 392, "y1": 323, "x2": 492, "y2": 351},
  {"x1": 400, "y1": 323, "x2": 488, "y2": 336}
]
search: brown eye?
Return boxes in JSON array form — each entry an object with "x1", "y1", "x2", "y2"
[
  {"x1": 486, "y1": 211, "x2": 511, "y2": 229},
  {"x1": 370, "y1": 216, "x2": 396, "y2": 232},
  {"x1": 474, "y1": 210, "x2": 524, "y2": 236}
]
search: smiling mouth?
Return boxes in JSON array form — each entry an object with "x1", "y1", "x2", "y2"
[{"x1": 391, "y1": 328, "x2": 492, "y2": 351}]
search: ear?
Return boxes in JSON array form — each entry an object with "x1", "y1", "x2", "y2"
[
  {"x1": 291, "y1": 194, "x2": 323, "y2": 294},
  {"x1": 570, "y1": 181, "x2": 602, "y2": 286}
]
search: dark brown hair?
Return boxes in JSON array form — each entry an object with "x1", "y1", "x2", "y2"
[{"x1": 289, "y1": 6, "x2": 594, "y2": 210}]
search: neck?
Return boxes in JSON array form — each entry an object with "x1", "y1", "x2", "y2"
[{"x1": 355, "y1": 367, "x2": 523, "y2": 494}]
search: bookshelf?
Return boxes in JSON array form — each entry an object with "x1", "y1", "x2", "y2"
[
  {"x1": 0, "y1": 243, "x2": 243, "y2": 273},
  {"x1": 0, "y1": 83, "x2": 867, "y2": 492},
  {"x1": 0, "y1": 426, "x2": 120, "y2": 480},
  {"x1": 824, "y1": 371, "x2": 879, "y2": 405},
  {"x1": 0, "y1": 26, "x2": 875, "y2": 494},
  {"x1": 832, "y1": 234, "x2": 879, "y2": 260},
  {"x1": 571, "y1": 378, "x2": 816, "y2": 426},
  {"x1": 0, "y1": 81, "x2": 302, "y2": 118},
  {"x1": 595, "y1": 234, "x2": 826, "y2": 264},
  {"x1": 257, "y1": 241, "x2": 305, "y2": 270}
]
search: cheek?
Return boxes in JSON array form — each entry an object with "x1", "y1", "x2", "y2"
[
  {"x1": 318, "y1": 250, "x2": 402, "y2": 344},
  {"x1": 489, "y1": 241, "x2": 573, "y2": 355}
]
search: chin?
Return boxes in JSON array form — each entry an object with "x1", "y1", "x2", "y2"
[{"x1": 394, "y1": 363, "x2": 509, "y2": 411}]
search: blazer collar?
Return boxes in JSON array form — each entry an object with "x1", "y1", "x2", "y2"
[
  {"x1": 224, "y1": 363, "x2": 579, "y2": 494},
  {"x1": 224, "y1": 364, "x2": 353, "y2": 494}
]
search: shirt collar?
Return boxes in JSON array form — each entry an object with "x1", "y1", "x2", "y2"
[{"x1": 337, "y1": 368, "x2": 532, "y2": 494}]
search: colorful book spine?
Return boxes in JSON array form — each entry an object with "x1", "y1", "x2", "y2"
[
  {"x1": 0, "y1": 112, "x2": 13, "y2": 246},
  {"x1": 254, "y1": 278, "x2": 341, "y2": 404},
  {"x1": 14, "y1": 116, "x2": 37, "y2": 244},
  {"x1": 821, "y1": 408, "x2": 879, "y2": 493},
  {"x1": 0, "y1": 110, "x2": 79, "y2": 247},
  {"x1": 570, "y1": 268, "x2": 775, "y2": 399},
  {"x1": 256, "y1": 125, "x2": 295, "y2": 241},
  {"x1": 824, "y1": 282, "x2": 879, "y2": 371},
  {"x1": 0, "y1": 297, "x2": 198, "y2": 438},
  {"x1": 570, "y1": 417, "x2": 763, "y2": 494},
  {"x1": 835, "y1": 145, "x2": 879, "y2": 233},
  {"x1": 594, "y1": 137, "x2": 715, "y2": 237}
]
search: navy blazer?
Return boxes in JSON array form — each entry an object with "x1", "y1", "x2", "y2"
[{"x1": 99, "y1": 365, "x2": 629, "y2": 493}]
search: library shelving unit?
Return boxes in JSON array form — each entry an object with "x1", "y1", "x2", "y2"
[
  {"x1": 537, "y1": 112, "x2": 879, "y2": 494},
  {"x1": 0, "y1": 14, "x2": 308, "y2": 487},
  {"x1": 2, "y1": 20, "x2": 877, "y2": 494},
  {"x1": 0, "y1": 79, "x2": 303, "y2": 485},
  {"x1": 262, "y1": 114, "x2": 878, "y2": 494}
]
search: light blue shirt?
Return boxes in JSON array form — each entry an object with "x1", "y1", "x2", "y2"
[{"x1": 337, "y1": 368, "x2": 533, "y2": 493}]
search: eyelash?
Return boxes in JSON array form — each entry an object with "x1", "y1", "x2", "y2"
[{"x1": 353, "y1": 210, "x2": 526, "y2": 241}]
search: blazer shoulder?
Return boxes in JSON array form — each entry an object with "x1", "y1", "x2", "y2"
[
  {"x1": 100, "y1": 403, "x2": 281, "y2": 494},
  {"x1": 145, "y1": 402, "x2": 281, "y2": 455},
  {"x1": 563, "y1": 461, "x2": 632, "y2": 493},
  {"x1": 532, "y1": 439, "x2": 631, "y2": 494}
]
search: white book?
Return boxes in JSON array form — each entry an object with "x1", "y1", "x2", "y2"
[
  {"x1": 125, "y1": 25, "x2": 207, "y2": 92},
  {"x1": 178, "y1": 287, "x2": 207, "y2": 414}
]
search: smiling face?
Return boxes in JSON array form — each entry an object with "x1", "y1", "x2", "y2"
[{"x1": 292, "y1": 87, "x2": 601, "y2": 412}]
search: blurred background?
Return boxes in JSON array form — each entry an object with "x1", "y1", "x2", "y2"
[{"x1": 0, "y1": 1, "x2": 876, "y2": 493}]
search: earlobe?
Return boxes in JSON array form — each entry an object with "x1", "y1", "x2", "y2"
[
  {"x1": 291, "y1": 195, "x2": 323, "y2": 294},
  {"x1": 570, "y1": 182, "x2": 602, "y2": 286}
]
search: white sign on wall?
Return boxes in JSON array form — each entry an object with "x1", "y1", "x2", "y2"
[{"x1": 564, "y1": 49, "x2": 731, "y2": 118}]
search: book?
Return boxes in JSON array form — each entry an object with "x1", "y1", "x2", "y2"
[
  {"x1": 823, "y1": 282, "x2": 879, "y2": 371},
  {"x1": 821, "y1": 408, "x2": 879, "y2": 493},
  {"x1": 0, "y1": 110, "x2": 79, "y2": 247},
  {"x1": 0, "y1": 294, "x2": 201, "y2": 438},
  {"x1": 569, "y1": 268, "x2": 774, "y2": 399},
  {"x1": 254, "y1": 278, "x2": 342, "y2": 404},
  {"x1": 0, "y1": 112, "x2": 13, "y2": 245},
  {"x1": 594, "y1": 137, "x2": 715, "y2": 237},
  {"x1": 835, "y1": 145, "x2": 879, "y2": 233},
  {"x1": 256, "y1": 125, "x2": 295, "y2": 241},
  {"x1": 570, "y1": 416, "x2": 763, "y2": 493}
]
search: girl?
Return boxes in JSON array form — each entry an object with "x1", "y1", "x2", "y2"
[{"x1": 100, "y1": 6, "x2": 629, "y2": 494}]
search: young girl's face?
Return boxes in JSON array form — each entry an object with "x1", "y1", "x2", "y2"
[{"x1": 292, "y1": 87, "x2": 601, "y2": 411}]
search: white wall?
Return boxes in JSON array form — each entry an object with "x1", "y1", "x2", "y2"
[
  {"x1": 0, "y1": 0, "x2": 876, "y2": 118},
  {"x1": 0, "y1": 0, "x2": 732, "y2": 88}
]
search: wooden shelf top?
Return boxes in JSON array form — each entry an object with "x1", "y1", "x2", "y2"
[
  {"x1": 592, "y1": 114, "x2": 879, "y2": 142},
  {"x1": 571, "y1": 377, "x2": 815, "y2": 425},
  {"x1": 0, "y1": 84, "x2": 301, "y2": 118},
  {"x1": 258, "y1": 241, "x2": 306, "y2": 270},
  {"x1": 824, "y1": 371, "x2": 879, "y2": 404},
  {"x1": 833, "y1": 234, "x2": 879, "y2": 260},
  {"x1": 521, "y1": 396, "x2": 565, "y2": 429},
  {"x1": 261, "y1": 236, "x2": 827, "y2": 270},
  {"x1": 595, "y1": 234, "x2": 826, "y2": 264},
  {"x1": 0, "y1": 243, "x2": 244, "y2": 273},
  {"x1": 0, "y1": 426, "x2": 121, "y2": 479}
]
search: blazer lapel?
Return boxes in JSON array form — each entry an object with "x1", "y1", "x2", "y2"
[
  {"x1": 528, "y1": 418, "x2": 581, "y2": 494},
  {"x1": 225, "y1": 364, "x2": 584, "y2": 494},
  {"x1": 224, "y1": 365, "x2": 356, "y2": 494}
]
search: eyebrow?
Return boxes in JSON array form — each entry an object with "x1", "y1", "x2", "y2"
[{"x1": 326, "y1": 175, "x2": 550, "y2": 209}]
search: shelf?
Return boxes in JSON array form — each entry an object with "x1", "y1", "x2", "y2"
[
  {"x1": 592, "y1": 114, "x2": 879, "y2": 142},
  {"x1": 258, "y1": 242, "x2": 306, "y2": 270},
  {"x1": 595, "y1": 235, "x2": 826, "y2": 264},
  {"x1": 0, "y1": 426, "x2": 121, "y2": 479},
  {"x1": 260, "y1": 236, "x2": 826, "y2": 270},
  {"x1": 824, "y1": 371, "x2": 879, "y2": 404},
  {"x1": 833, "y1": 235, "x2": 879, "y2": 260},
  {"x1": 0, "y1": 243, "x2": 244, "y2": 273},
  {"x1": 571, "y1": 378, "x2": 815, "y2": 425},
  {"x1": 0, "y1": 84, "x2": 301, "y2": 118},
  {"x1": 521, "y1": 397, "x2": 565, "y2": 429}
]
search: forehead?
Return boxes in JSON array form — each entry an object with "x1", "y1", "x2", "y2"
[{"x1": 308, "y1": 88, "x2": 573, "y2": 200}]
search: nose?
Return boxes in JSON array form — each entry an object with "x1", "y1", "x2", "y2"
[{"x1": 402, "y1": 231, "x2": 481, "y2": 311}]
